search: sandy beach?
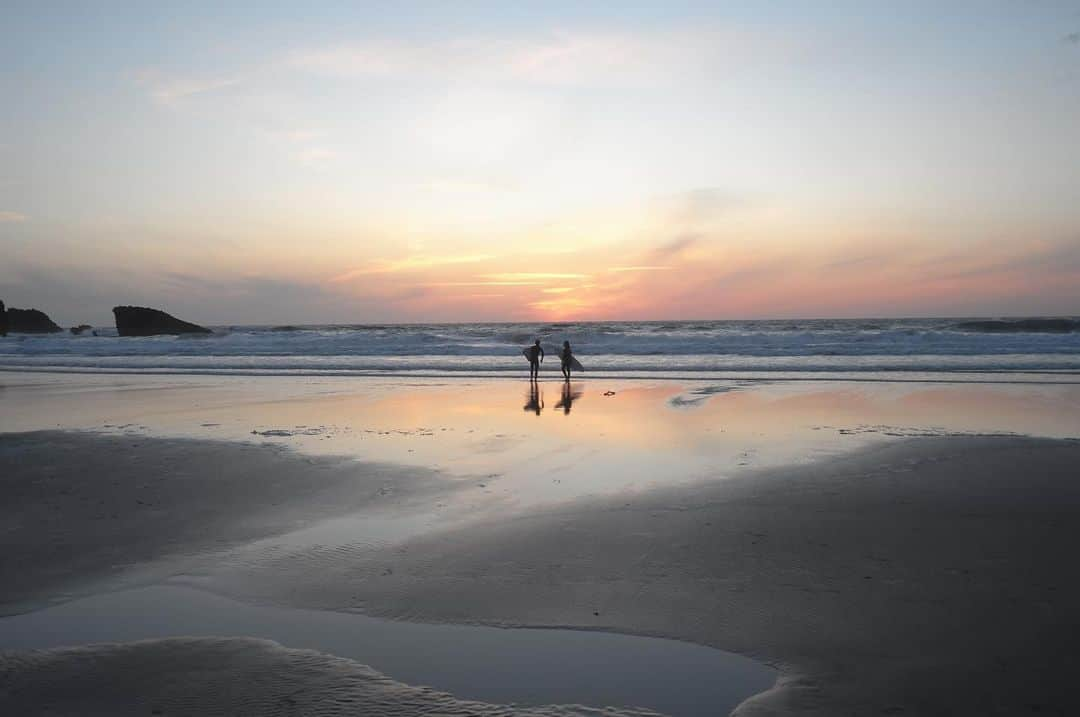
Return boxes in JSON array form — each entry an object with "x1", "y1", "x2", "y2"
[
  {"x1": 8, "y1": 2, "x2": 1080, "y2": 712},
  {"x1": 2, "y1": 372, "x2": 1080, "y2": 715}
]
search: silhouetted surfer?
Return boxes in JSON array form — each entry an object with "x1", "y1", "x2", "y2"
[
  {"x1": 525, "y1": 339, "x2": 544, "y2": 380},
  {"x1": 560, "y1": 341, "x2": 574, "y2": 380}
]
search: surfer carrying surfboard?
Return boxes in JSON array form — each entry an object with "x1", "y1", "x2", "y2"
[
  {"x1": 560, "y1": 341, "x2": 575, "y2": 380},
  {"x1": 524, "y1": 339, "x2": 545, "y2": 380}
]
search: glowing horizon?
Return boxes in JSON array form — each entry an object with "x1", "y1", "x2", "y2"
[{"x1": 2, "y1": 3, "x2": 1079, "y2": 325}]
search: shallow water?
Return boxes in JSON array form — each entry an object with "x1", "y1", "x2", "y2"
[
  {"x1": 3, "y1": 318, "x2": 1080, "y2": 377},
  {"x1": 0, "y1": 585, "x2": 776, "y2": 717},
  {"x1": 3, "y1": 373, "x2": 1080, "y2": 518}
]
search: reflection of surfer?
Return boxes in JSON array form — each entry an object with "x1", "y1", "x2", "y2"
[
  {"x1": 555, "y1": 381, "x2": 582, "y2": 415},
  {"x1": 524, "y1": 339, "x2": 545, "y2": 380},
  {"x1": 560, "y1": 341, "x2": 574, "y2": 380},
  {"x1": 524, "y1": 382, "x2": 544, "y2": 415}
]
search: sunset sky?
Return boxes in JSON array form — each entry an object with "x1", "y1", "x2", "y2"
[{"x1": 3, "y1": 2, "x2": 1080, "y2": 324}]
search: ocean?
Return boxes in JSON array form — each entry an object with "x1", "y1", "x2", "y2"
[{"x1": 2, "y1": 318, "x2": 1079, "y2": 380}]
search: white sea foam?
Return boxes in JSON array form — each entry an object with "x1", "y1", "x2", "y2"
[{"x1": 2, "y1": 319, "x2": 1078, "y2": 376}]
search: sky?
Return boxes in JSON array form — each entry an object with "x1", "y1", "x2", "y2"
[{"x1": 2, "y1": 1, "x2": 1080, "y2": 325}]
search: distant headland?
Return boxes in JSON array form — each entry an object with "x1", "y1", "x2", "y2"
[{"x1": 0, "y1": 302, "x2": 209, "y2": 337}]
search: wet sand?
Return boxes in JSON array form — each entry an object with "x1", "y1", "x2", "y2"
[
  {"x1": 2, "y1": 373, "x2": 1080, "y2": 715},
  {"x1": 263, "y1": 435, "x2": 1075, "y2": 716},
  {"x1": 0, "y1": 431, "x2": 460, "y2": 614}
]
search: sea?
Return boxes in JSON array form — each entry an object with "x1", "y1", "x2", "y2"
[{"x1": 2, "y1": 318, "x2": 1079, "y2": 381}]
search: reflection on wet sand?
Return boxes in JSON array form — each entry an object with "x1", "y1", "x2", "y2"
[
  {"x1": 522, "y1": 381, "x2": 584, "y2": 416},
  {"x1": 523, "y1": 382, "x2": 544, "y2": 416},
  {"x1": 3, "y1": 370, "x2": 1080, "y2": 717},
  {"x1": 3, "y1": 374, "x2": 1080, "y2": 509},
  {"x1": 555, "y1": 382, "x2": 583, "y2": 415}
]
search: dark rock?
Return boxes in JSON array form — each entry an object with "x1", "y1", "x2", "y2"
[
  {"x1": 6, "y1": 307, "x2": 63, "y2": 334},
  {"x1": 70, "y1": 324, "x2": 94, "y2": 335},
  {"x1": 0, "y1": 300, "x2": 6, "y2": 337},
  {"x1": 953, "y1": 318, "x2": 1080, "y2": 333},
  {"x1": 113, "y1": 306, "x2": 211, "y2": 337}
]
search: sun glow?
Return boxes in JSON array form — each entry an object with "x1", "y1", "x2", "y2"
[{"x1": 4, "y1": 4, "x2": 1079, "y2": 324}]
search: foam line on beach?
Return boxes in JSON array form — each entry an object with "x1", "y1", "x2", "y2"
[{"x1": 3, "y1": 364, "x2": 1080, "y2": 383}]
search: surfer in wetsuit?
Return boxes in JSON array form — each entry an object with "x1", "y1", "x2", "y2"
[
  {"x1": 560, "y1": 341, "x2": 574, "y2": 380},
  {"x1": 526, "y1": 339, "x2": 544, "y2": 380}
]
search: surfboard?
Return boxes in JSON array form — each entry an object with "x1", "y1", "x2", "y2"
[{"x1": 522, "y1": 347, "x2": 582, "y2": 372}]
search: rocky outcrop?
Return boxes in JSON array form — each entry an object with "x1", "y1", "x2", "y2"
[
  {"x1": 70, "y1": 324, "x2": 94, "y2": 335},
  {"x1": 953, "y1": 318, "x2": 1080, "y2": 333},
  {"x1": 0, "y1": 300, "x2": 6, "y2": 336},
  {"x1": 6, "y1": 307, "x2": 63, "y2": 334},
  {"x1": 113, "y1": 306, "x2": 211, "y2": 337}
]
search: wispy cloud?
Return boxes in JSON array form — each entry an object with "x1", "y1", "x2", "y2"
[
  {"x1": 820, "y1": 254, "x2": 882, "y2": 271},
  {"x1": 429, "y1": 280, "x2": 546, "y2": 287},
  {"x1": 293, "y1": 147, "x2": 338, "y2": 166},
  {"x1": 133, "y1": 68, "x2": 241, "y2": 105},
  {"x1": 607, "y1": 265, "x2": 669, "y2": 273},
  {"x1": 331, "y1": 254, "x2": 495, "y2": 282},
  {"x1": 256, "y1": 127, "x2": 338, "y2": 167},
  {"x1": 482, "y1": 272, "x2": 589, "y2": 281},
  {"x1": 263, "y1": 128, "x2": 324, "y2": 143},
  {"x1": 286, "y1": 44, "x2": 419, "y2": 77},
  {"x1": 1064, "y1": 31, "x2": 1079, "y2": 44},
  {"x1": 162, "y1": 272, "x2": 228, "y2": 292},
  {"x1": 0, "y1": 211, "x2": 27, "y2": 223},
  {"x1": 650, "y1": 234, "x2": 700, "y2": 261},
  {"x1": 286, "y1": 25, "x2": 803, "y2": 88},
  {"x1": 920, "y1": 238, "x2": 1080, "y2": 282}
]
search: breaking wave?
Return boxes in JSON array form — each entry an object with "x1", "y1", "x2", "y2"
[{"x1": 3, "y1": 318, "x2": 1079, "y2": 377}]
